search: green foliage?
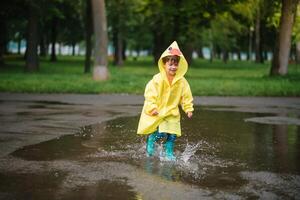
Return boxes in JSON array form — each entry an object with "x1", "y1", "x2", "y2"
[
  {"x1": 210, "y1": 12, "x2": 245, "y2": 51},
  {"x1": 293, "y1": 4, "x2": 300, "y2": 43},
  {"x1": 265, "y1": 0, "x2": 281, "y2": 28},
  {"x1": 232, "y1": 0, "x2": 259, "y2": 24},
  {"x1": 118, "y1": 0, "x2": 153, "y2": 51},
  {"x1": 1, "y1": 55, "x2": 300, "y2": 96},
  {"x1": 59, "y1": 0, "x2": 84, "y2": 46},
  {"x1": 3, "y1": 0, "x2": 283, "y2": 63}
]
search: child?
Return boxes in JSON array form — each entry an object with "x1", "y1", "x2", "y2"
[{"x1": 137, "y1": 41, "x2": 194, "y2": 161}]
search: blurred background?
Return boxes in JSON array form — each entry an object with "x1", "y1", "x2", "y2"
[{"x1": 0, "y1": 0, "x2": 299, "y2": 95}]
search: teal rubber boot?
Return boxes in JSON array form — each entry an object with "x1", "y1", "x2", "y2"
[
  {"x1": 164, "y1": 141, "x2": 176, "y2": 161},
  {"x1": 146, "y1": 134, "x2": 156, "y2": 156}
]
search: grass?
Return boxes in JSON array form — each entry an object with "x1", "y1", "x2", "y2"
[{"x1": 0, "y1": 54, "x2": 300, "y2": 96}]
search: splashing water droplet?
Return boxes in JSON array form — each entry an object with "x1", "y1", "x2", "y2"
[{"x1": 179, "y1": 142, "x2": 200, "y2": 163}]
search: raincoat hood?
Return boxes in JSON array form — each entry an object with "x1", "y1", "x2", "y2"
[{"x1": 158, "y1": 41, "x2": 188, "y2": 84}]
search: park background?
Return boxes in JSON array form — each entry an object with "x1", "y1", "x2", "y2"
[
  {"x1": 1, "y1": 1, "x2": 300, "y2": 199},
  {"x1": 0, "y1": 0, "x2": 300, "y2": 96}
]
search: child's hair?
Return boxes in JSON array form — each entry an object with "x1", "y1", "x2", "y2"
[{"x1": 162, "y1": 55, "x2": 180, "y2": 65}]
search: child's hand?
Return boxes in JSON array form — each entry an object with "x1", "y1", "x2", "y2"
[
  {"x1": 150, "y1": 109, "x2": 159, "y2": 116},
  {"x1": 187, "y1": 111, "x2": 193, "y2": 118}
]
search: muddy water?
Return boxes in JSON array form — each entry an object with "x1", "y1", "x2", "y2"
[{"x1": 2, "y1": 106, "x2": 300, "y2": 199}]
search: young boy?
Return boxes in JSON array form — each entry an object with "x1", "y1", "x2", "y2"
[{"x1": 137, "y1": 41, "x2": 194, "y2": 161}]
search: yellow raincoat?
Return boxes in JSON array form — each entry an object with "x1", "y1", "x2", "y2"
[{"x1": 137, "y1": 41, "x2": 194, "y2": 137}]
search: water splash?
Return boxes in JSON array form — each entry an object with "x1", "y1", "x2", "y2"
[
  {"x1": 85, "y1": 138, "x2": 239, "y2": 182},
  {"x1": 149, "y1": 141, "x2": 202, "y2": 163},
  {"x1": 178, "y1": 142, "x2": 200, "y2": 163}
]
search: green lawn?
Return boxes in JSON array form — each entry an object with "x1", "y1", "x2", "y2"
[{"x1": 0, "y1": 55, "x2": 300, "y2": 96}]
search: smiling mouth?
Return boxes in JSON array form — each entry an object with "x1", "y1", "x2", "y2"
[{"x1": 169, "y1": 70, "x2": 177, "y2": 75}]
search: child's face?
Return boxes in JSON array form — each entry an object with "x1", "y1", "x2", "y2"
[{"x1": 164, "y1": 59, "x2": 179, "y2": 77}]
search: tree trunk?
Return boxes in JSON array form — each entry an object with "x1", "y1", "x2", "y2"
[
  {"x1": 40, "y1": 34, "x2": 46, "y2": 56},
  {"x1": 222, "y1": 50, "x2": 228, "y2": 63},
  {"x1": 25, "y1": 5, "x2": 39, "y2": 72},
  {"x1": 45, "y1": 41, "x2": 49, "y2": 56},
  {"x1": 116, "y1": 31, "x2": 123, "y2": 66},
  {"x1": 113, "y1": 29, "x2": 117, "y2": 63},
  {"x1": 255, "y1": 7, "x2": 263, "y2": 63},
  {"x1": 17, "y1": 37, "x2": 21, "y2": 55},
  {"x1": 72, "y1": 43, "x2": 76, "y2": 56},
  {"x1": 91, "y1": 0, "x2": 109, "y2": 80},
  {"x1": 209, "y1": 45, "x2": 214, "y2": 63},
  {"x1": 50, "y1": 17, "x2": 57, "y2": 62},
  {"x1": 112, "y1": 10, "x2": 124, "y2": 66},
  {"x1": 237, "y1": 51, "x2": 241, "y2": 60},
  {"x1": 197, "y1": 47, "x2": 204, "y2": 59},
  {"x1": 264, "y1": 51, "x2": 268, "y2": 61},
  {"x1": 153, "y1": 30, "x2": 165, "y2": 63},
  {"x1": 270, "y1": 0, "x2": 299, "y2": 76},
  {"x1": 113, "y1": 28, "x2": 124, "y2": 66},
  {"x1": 210, "y1": 32, "x2": 214, "y2": 63},
  {"x1": 296, "y1": 42, "x2": 300, "y2": 64},
  {"x1": 0, "y1": 19, "x2": 7, "y2": 65},
  {"x1": 182, "y1": 43, "x2": 193, "y2": 65},
  {"x1": 122, "y1": 40, "x2": 126, "y2": 61},
  {"x1": 290, "y1": 43, "x2": 296, "y2": 61},
  {"x1": 58, "y1": 43, "x2": 62, "y2": 55},
  {"x1": 248, "y1": 26, "x2": 253, "y2": 61},
  {"x1": 84, "y1": 0, "x2": 93, "y2": 73}
]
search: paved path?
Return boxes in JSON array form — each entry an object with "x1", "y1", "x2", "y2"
[{"x1": 0, "y1": 93, "x2": 299, "y2": 157}]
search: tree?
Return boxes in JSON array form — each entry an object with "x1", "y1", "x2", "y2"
[
  {"x1": 210, "y1": 12, "x2": 244, "y2": 63},
  {"x1": 270, "y1": 0, "x2": 299, "y2": 76},
  {"x1": 125, "y1": 0, "x2": 153, "y2": 60},
  {"x1": 50, "y1": 16, "x2": 58, "y2": 62},
  {"x1": 0, "y1": 12, "x2": 8, "y2": 65},
  {"x1": 107, "y1": 0, "x2": 125, "y2": 66},
  {"x1": 25, "y1": 2, "x2": 40, "y2": 72},
  {"x1": 84, "y1": 0, "x2": 93, "y2": 73},
  {"x1": 47, "y1": 0, "x2": 66, "y2": 62},
  {"x1": 60, "y1": 0, "x2": 84, "y2": 56},
  {"x1": 294, "y1": 4, "x2": 300, "y2": 64},
  {"x1": 0, "y1": 0, "x2": 23, "y2": 65},
  {"x1": 140, "y1": 0, "x2": 238, "y2": 64},
  {"x1": 232, "y1": 0, "x2": 271, "y2": 63},
  {"x1": 91, "y1": 0, "x2": 109, "y2": 80},
  {"x1": 254, "y1": 0, "x2": 263, "y2": 63}
]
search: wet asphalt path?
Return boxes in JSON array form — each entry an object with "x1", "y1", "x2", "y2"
[{"x1": 0, "y1": 93, "x2": 299, "y2": 157}]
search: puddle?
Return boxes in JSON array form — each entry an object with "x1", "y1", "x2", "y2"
[
  {"x1": 4, "y1": 106, "x2": 300, "y2": 199},
  {"x1": 0, "y1": 172, "x2": 136, "y2": 200},
  {"x1": 245, "y1": 116, "x2": 300, "y2": 125}
]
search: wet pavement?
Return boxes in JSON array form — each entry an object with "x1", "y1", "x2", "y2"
[{"x1": 0, "y1": 93, "x2": 300, "y2": 199}]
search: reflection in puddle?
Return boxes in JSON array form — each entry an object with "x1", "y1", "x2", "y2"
[{"x1": 7, "y1": 107, "x2": 300, "y2": 199}]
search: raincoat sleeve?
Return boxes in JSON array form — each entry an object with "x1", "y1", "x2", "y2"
[
  {"x1": 144, "y1": 79, "x2": 158, "y2": 115},
  {"x1": 181, "y1": 79, "x2": 194, "y2": 113}
]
